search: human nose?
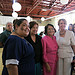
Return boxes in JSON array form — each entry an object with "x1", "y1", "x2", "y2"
[{"x1": 26, "y1": 25, "x2": 30, "y2": 30}]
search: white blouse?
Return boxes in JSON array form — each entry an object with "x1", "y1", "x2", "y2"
[{"x1": 54, "y1": 30, "x2": 75, "y2": 58}]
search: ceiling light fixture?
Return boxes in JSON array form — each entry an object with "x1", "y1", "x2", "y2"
[
  {"x1": 60, "y1": 0, "x2": 68, "y2": 4},
  {"x1": 12, "y1": 11, "x2": 18, "y2": 18},
  {"x1": 26, "y1": 16, "x2": 31, "y2": 22},
  {"x1": 42, "y1": 9, "x2": 47, "y2": 11},
  {"x1": 41, "y1": 17, "x2": 45, "y2": 21},
  {"x1": 12, "y1": 2, "x2": 22, "y2": 11}
]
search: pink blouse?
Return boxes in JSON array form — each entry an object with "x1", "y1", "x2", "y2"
[{"x1": 41, "y1": 35, "x2": 58, "y2": 63}]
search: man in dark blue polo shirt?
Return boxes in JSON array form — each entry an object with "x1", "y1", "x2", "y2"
[{"x1": 0, "y1": 22, "x2": 13, "y2": 47}]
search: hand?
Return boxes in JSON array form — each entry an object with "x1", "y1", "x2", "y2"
[{"x1": 45, "y1": 63, "x2": 51, "y2": 72}]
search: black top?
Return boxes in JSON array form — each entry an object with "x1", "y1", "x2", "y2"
[{"x1": 25, "y1": 34, "x2": 42, "y2": 64}]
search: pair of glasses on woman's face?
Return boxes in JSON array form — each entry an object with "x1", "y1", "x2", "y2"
[
  {"x1": 47, "y1": 28, "x2": 54, "y2": 31},
  {"x1": 7, "y1": 25, "x2": 12, "y2": 27},
  {"x1": 60, "y1": 23, "x2": 66, "y2": 24}
]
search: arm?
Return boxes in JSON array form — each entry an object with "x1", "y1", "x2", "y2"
[
  {"x1": 41, "y1": 38, "x2": 48, "y2": 62},
  {"x1": 70, "y1": 32, "x2": 75, "y2": 54},
  {"x1": 41, "y1": 38, "x2": 51, "y2": 72},
  {"x1": 70, "y1": 32, "x2": 75, "y2": 62},
  {"x1": 71, "y1": 45, "x2": 75, "y2": 63},
  {"x1": 71, "y1": 45, "x2": 75, "y2": 54},
  {"x1": 6, "y1": 64, "x2": 18, "y2": 75},
  {"x1": 3, "y1": 38, "x2": 21, "y2": 75}
]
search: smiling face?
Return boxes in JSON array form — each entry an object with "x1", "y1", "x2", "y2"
[
  {"x1": 47, "y1": 25, "x2": 55, "y2": 37},
  {"x1": 16, "y1": 20, "x2": 30, "y2": 37},
  {"x1": 58, "y1": 20, "x2": 66, "y2": 31},
  {"x1": 30, "y1": 24, "x2": 38, "y2": 35}
]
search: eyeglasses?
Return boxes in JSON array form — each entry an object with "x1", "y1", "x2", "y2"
[
  {"x1": 47, "y1": 28, "x2": 54, "y2": 31},
  {"x1": 60, "y1": 23, "x2": 66, "y2": 24},
  {"x1": 7, "y1": 25, "x2": 12, "y2": 27}
]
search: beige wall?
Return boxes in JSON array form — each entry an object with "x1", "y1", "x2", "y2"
[
  {"x1": 33, "y1": 17, "x2": 55, "y2": 26},
  {"x1": 0, "y1": 16, "x2": 56, "y2": 33},
  {"x1": 0, "y1": 16, "x2": 56, "y2": 27}
]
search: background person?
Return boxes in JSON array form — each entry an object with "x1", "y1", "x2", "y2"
[
  {"x1": 55, "y1": 19, "x2": 75, "y2": 75},
  {"x1": 25, "y1": 21, "x2": 42, "y2": 75},
  {"x1": 39, "y1": 31, "x2": 44, "y2": 37},
  {"x1": 2, "y1": 19, "x2": 35, "y2": 75},
  {"x1": 41, "y1": 24, "x2": 58, "y2": 75},
  {"x1": 0, "y1": 22, "x2": 13, "y2": 47},
  {"x1": 68, "y1": 24, "x2": 73, "y2": 31},
  {"x1": 72, "y1": 24, "x2": 75, "y2": 36}
]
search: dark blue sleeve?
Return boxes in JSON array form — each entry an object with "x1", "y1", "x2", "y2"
[{"x1": 4, "y1": 38, "x2": 23, "y2": 62}]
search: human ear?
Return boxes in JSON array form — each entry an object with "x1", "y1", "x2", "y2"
[{"x1": 15, "y1": 24, "x2": 18, "y2": 30}]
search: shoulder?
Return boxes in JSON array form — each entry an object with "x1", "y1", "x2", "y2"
[
  {"x1": 54, "y1": 31, "x2": 59, "y2": 37},
  {"x1": 6, "y1": 35, "x2": 23, "y2": 44},
  {"x1": 66, "y1": 30, "x2": 74, "y2": 35},
  {"x1": 0, "y1": 31, "x2": 7, "y2": 39},
  {"x1": 8, "y1": 35, "x2": 19, "y2": 40},
  {"x1": 66, "y1": 30, "x2": 72, "y2": 32},
  {"x1": 0, "y1": 30, "x2": 6, "y2": 35},
  {"x1": 66, "y1": 30, "x2": 72, "y2": 33},
  {"x1": 2, "y1": 30, "x2": 9, "y2": 34},
  {"x1": 0, "y1": 30, "x2": 10, "y2": 36},
  {"x1": 42, "y1": 35, "x2": 47, "y2": 40}
]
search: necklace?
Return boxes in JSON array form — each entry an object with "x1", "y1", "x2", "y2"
[{"x1": 60, "y1": 30, "x2": 66, "y2": 35}]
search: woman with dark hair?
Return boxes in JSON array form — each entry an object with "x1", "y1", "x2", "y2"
[
  {"x1": 41, "y1": 24, "x2": 58, "y2": 75},
  {"x1": 68, "y1": 24, "x2": 73, "y2": 31},
  {"x1": 55, "y1": 19, "x2": 75, "y2": 75},
  {"x1": 2, "y1": 19, "x2": 35, "y2": 75},
  {"x1": 25, "y1": 21, "x2": 42, "y2": 75},
  {"x1": 39, "y1": 31, "x2": 44, "y2": 37}
]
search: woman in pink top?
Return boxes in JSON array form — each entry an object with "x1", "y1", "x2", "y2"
[{"x1": 41, "y1": 24, "x2": 58, "y2": 75}]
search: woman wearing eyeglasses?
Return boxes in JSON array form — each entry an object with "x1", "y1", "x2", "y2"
[
  {"x1": 54, "y1": 19, "x2": 75, "y2": 75},
  {"x1": 41, "y1": 24, "x2": 58, "y2": 75}
]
